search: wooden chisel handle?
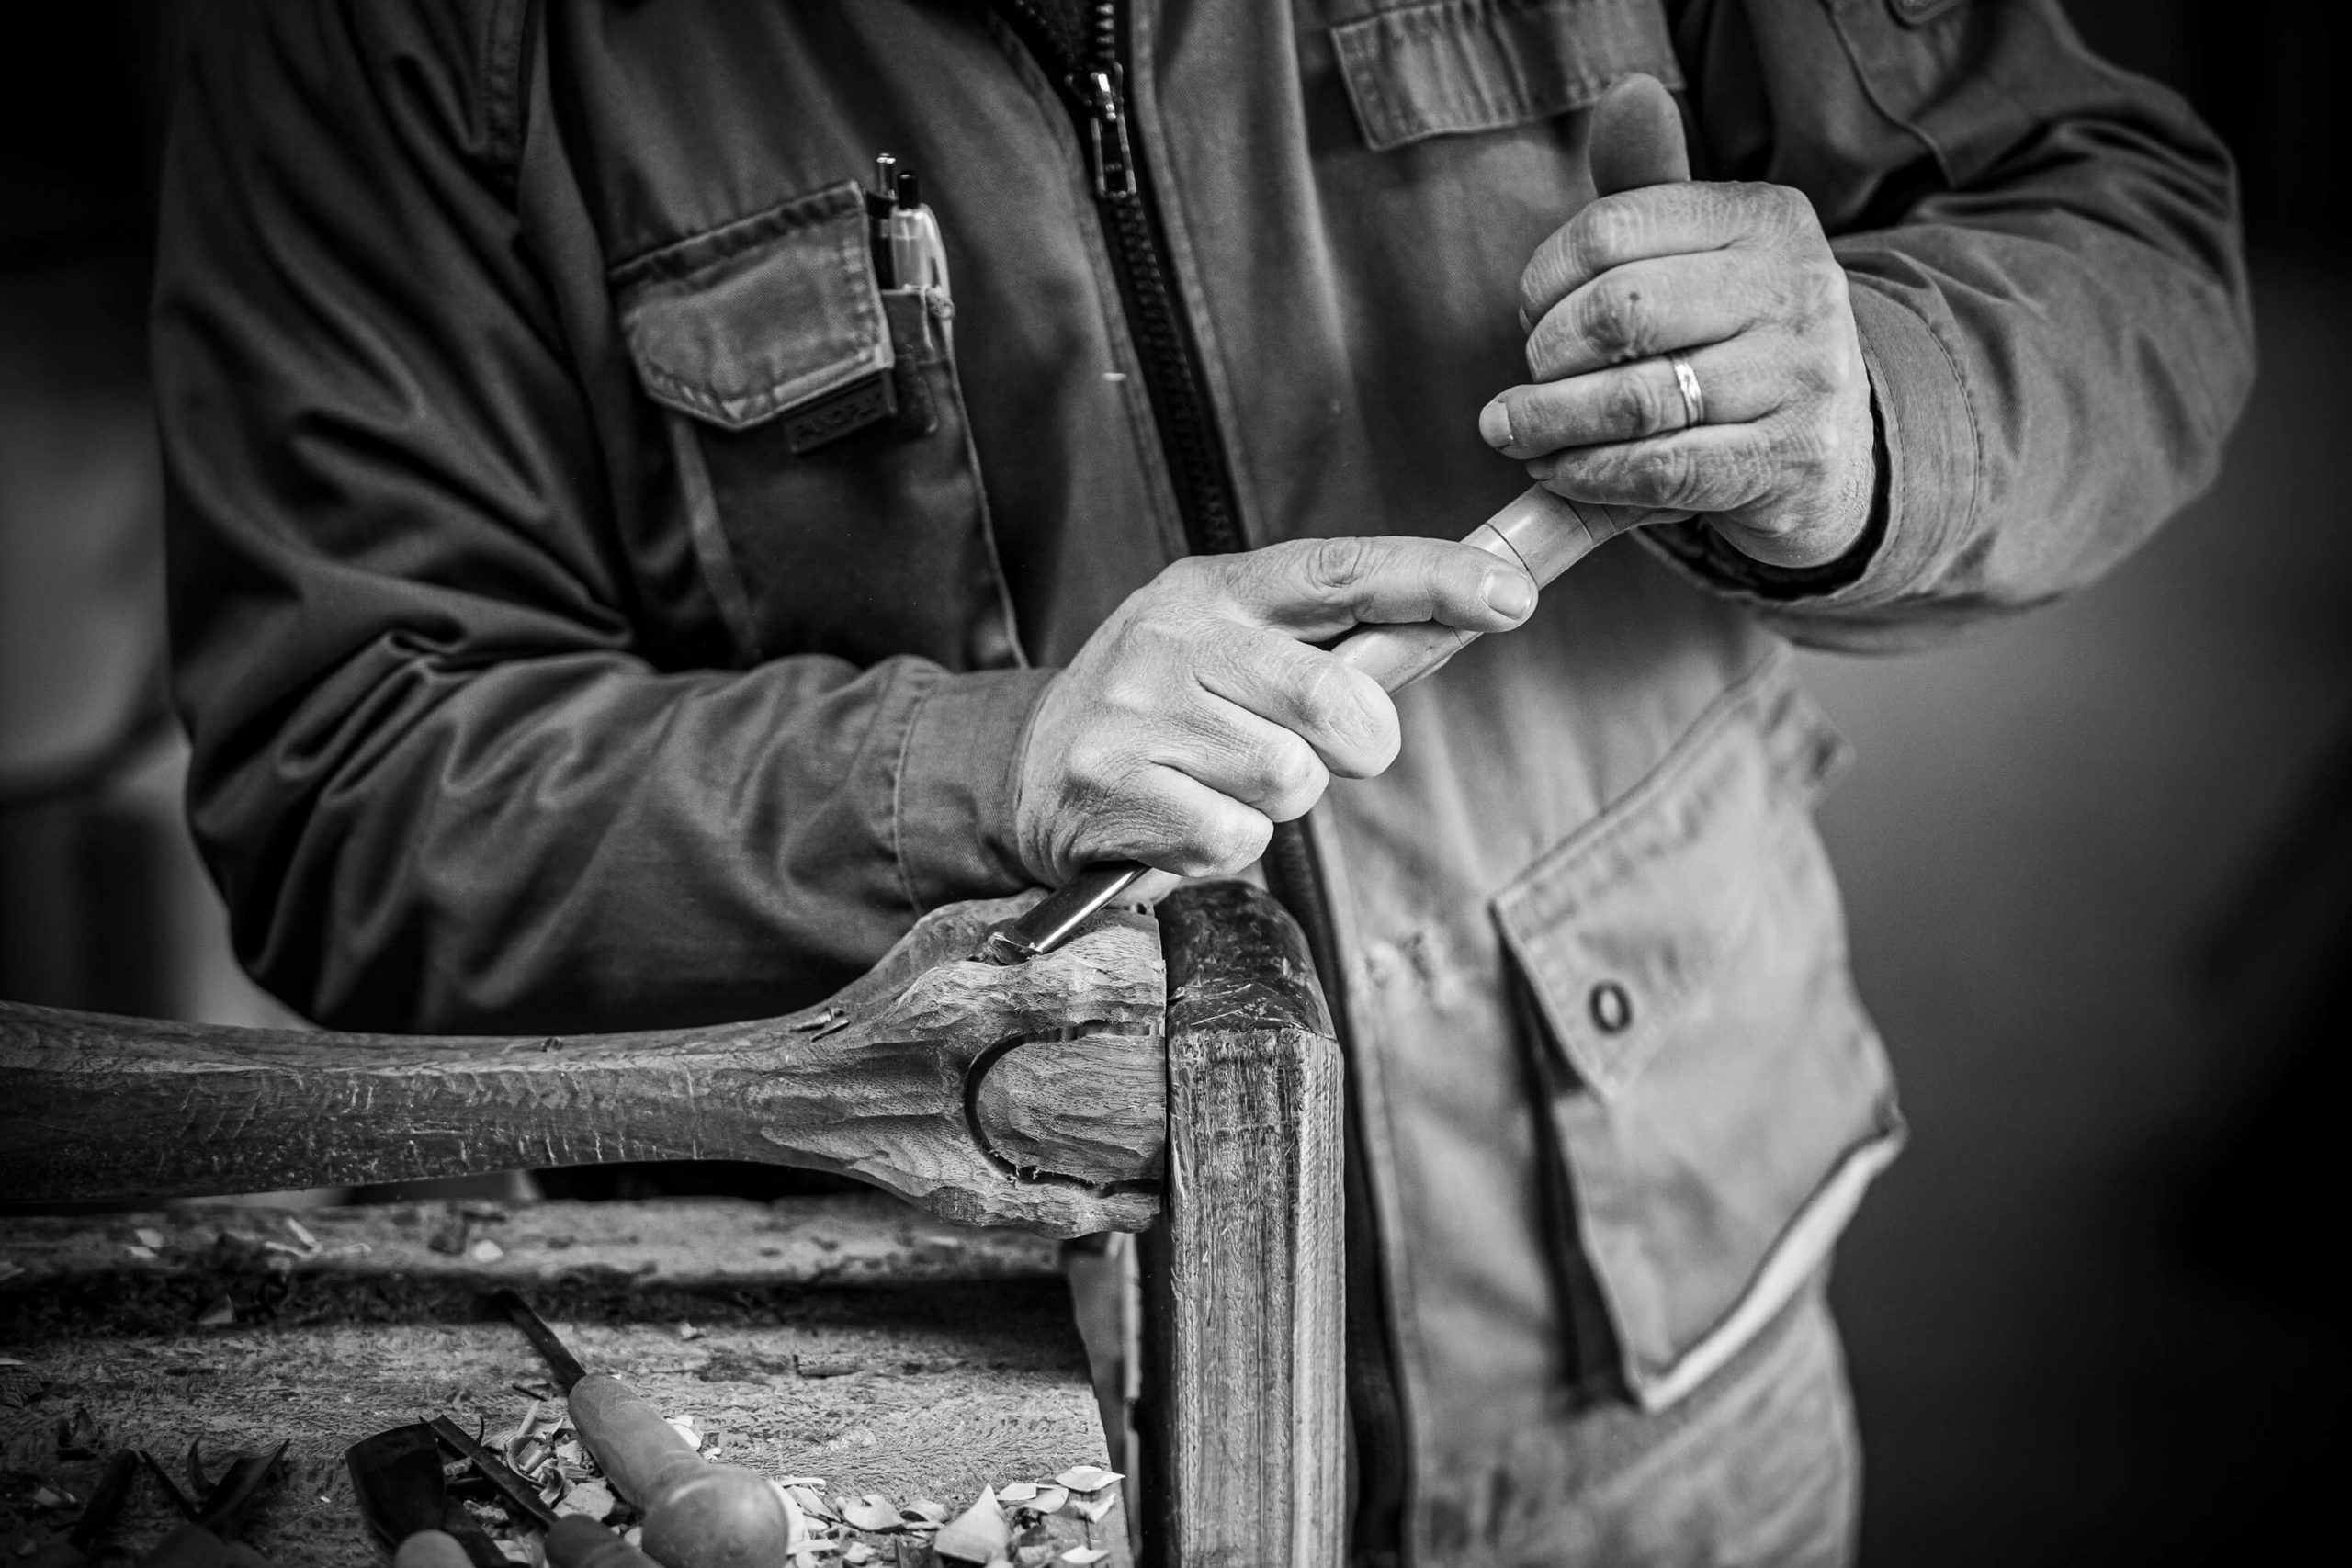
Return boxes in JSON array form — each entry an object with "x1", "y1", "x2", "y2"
[
  {"x1": 391, "y1": 1532, "x2": 473, "y2": 1568},
  {"x1": 544, "y1": 1517, "x2": 664, "y2": 1568},
  {"x1": 981, "y1": 484, "x2": 1615, "y2": 961},
  {"x1": 1329, "y1": 483, "x2": 1608, "y2": 689},
  {"x1": 567, "y1": 1375, "x2": 794, "y2": 1568}
]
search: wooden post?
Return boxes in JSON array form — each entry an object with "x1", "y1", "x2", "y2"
[{"x1": 1139, "y1": 881, "x2": 1346, "y2": 1568}]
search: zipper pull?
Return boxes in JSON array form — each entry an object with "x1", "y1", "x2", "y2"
[{"x1": 1081, "y1": 65, "x2": 1138, "y2": 199}]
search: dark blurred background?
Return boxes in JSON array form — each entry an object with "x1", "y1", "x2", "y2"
[{"x1": 3, "y1": 4, "x2": 2344, "y2": 1562}]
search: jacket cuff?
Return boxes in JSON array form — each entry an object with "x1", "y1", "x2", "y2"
[
  {"x1": 1638, "y1": 276, "x2": 1976, "y2": 613},
  {"x1": 893, "y1": 665, "x2": 1058, "y2": 908}
]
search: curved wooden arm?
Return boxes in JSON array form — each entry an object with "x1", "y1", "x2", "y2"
[{"x1": 0, "y1": 895, "x2": 1166, "y2": 1236}]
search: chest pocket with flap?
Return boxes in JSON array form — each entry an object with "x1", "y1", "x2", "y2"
[
  {"x1": 613, "y1": 181, "x2": 1021, "y2": 673},
  {"x1": 1330, "y1": 0, "x2": 1684, "y2": 152}
]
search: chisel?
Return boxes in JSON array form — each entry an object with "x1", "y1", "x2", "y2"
[
  {"x1": 492, "y1": 1290, "x2": 795, "y2": 1568},
  {"x1": 978, "y1": 484, "x2": 1612, "y2": 964}
]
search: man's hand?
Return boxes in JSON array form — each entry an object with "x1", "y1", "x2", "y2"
[
  {"x1": 1479, "y1": 78, "x2": 1876, "y2": 571},
  {"x1": 1014, "y1": 537, "x2": 1536, "y2": 884}
]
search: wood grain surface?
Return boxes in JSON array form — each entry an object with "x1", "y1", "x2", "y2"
[
  {"x1": 0, "y1": 897, "x2": 1167, "y2": 1236},
  {"x1": 1139, "y1": 882, "x2": 1346, "y2": 1568},
  {"x1": 0, "y1": 1195, "x2": 1133, "y2": 1567}
]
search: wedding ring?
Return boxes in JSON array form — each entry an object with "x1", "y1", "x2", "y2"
[{"x1": 1668, "y1": 353, "x2": 1707, "y2": 428}]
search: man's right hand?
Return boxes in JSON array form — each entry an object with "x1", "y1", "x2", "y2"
[{"x1": 1013, "y1": 536, "x2": 1537, "y2": 885}]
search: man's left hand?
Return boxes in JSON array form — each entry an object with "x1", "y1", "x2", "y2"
[{"x1": 1480, "y1": 180, "x2": 1876, "y2": 570}]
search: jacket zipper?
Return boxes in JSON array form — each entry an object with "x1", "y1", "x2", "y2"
[{"x1": 990, "y1": 2, "x2": 1410, "y2": 1557}]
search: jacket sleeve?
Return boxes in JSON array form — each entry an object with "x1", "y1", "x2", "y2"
[
  {"x1": 1648, "y1": 0, "x2": 2254, "y2": 649},
  {"x1": 156, "y1": 1, "x2": 1047, "y2": 1034}
]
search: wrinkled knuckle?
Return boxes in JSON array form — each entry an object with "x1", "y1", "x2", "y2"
[
  {"x1": 1303, "y1": 536, "x2": 1375, "y2": 595},
  {"x1": 1291, "y1": 658, "x2": 1363, "y2": 739},
  {"x1": 1567, "y1": 201, "x2": 1632, "y2": 278},
  {"x1": 1519, "y1": 245, "x2": 1568, "y2": 329},
  {"x1": 1614, "y1": 369, "x2": 1674, "y2": 437},
  {"x1": 1250, "y1": 734, "x2": 1317, "y2": 801},
  {"x1": 1649, "y1": 444, "x2": 1708, "y2": 509},
  {"x1": 1589, "y1": 277, "x2": 1657, "y2": 363}
]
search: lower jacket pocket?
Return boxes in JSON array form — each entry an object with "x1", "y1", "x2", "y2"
[{"x1": 1492, "y1": 660, "x2": 1904, "y2": 1409}]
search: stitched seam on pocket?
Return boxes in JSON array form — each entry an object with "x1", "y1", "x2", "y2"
[
  {"x1": 614, "y1": 183, "x2": 889, "y2": 430},
  {"x1": 659, "y1": 412, "x2": 763, "y2": 665},
  {"x1": 1330, "y1": 0, "x2": 1685, "y2": 152}
]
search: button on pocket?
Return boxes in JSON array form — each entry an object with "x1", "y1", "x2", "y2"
[{"x1": 1587, "y1": 979, "x2": 1632, "y2": 1034}]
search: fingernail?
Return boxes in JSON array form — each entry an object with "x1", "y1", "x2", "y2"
[
  {"x1": 1485, "y1": 572, "x2": 1535, "y2": 619},
  {"x1": 1478, "y1": 397, "x2": 1513, "y2": 450}
]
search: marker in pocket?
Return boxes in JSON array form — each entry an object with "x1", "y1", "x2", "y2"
[{"x1": 888, "y1": 169, "x2": 951, "y2": 299}]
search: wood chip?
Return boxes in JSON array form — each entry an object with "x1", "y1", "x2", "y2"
[
  {"x1": 842, "y1": 1545, "x2": 875, "y2": 1565},
  {"x1": 900, "y1": 1500, "x2": 949, "y2": 1524},
  {"x1": 1069, "y1": 1491, "x2": 1118, "y2": 1525},
  {"x1": 125, "y1": 1246, "x2": 155, "y2": 1260},
  {"x1": 1060, "y1": 1551, "x2": 1109, "y2": 1565},
  {"x1": 468, "y1": 1237, "x2": 506, "y2": 1264},
  {"x1": 284, "y1": 1217, "x2": 320, "y2": 1252},
  {"x1": 134, "y1": 1228, "x2": 164, "y2": 1249},
  {"x1": 786, "y1": 1486, "x2": 834, "y2": 1522},
  {"x1": 838, "y1": 1495, "x2": 900, "y2": 1533},
  {"x1": 996, "y1": 1483, "x2": 1038, "y2": 1505},
  {"x1": 676, "y1": 1321, "x2": 704, "y2": 1341},
  {"x1": 1053, "y1": 1467, "x2": 1121, "y2": 1495},
  {"x1": 195, "y1": 1298, "x2": 235, "y2": 1327},
  {"x1": 1028, "y1": 1486, "x2": 1069, "y2": 1517},
  {"x1": 556, "y1": 1480, "x2": 615, "y2": 1521},
  {"x1": 931, "y1": 1486, "x2": 1010, "y2": 1564}
]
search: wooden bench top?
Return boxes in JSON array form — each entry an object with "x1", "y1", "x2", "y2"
[{"x1": 0, "y1": 1195, "x2": 1131, "y2": 1565}]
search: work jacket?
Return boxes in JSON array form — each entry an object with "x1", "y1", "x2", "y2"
[{"x1": 154, "y1": 2, "x2": 2250, "y2": 1562}]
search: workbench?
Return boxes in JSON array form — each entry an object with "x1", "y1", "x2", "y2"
[{"x1": 0, "y1": 1195, "x2": 1132, "y2": 1565}]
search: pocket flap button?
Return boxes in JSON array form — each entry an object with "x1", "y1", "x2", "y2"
[{"x1": 1589, "y1": 980, "x2": 1633, "y2": 1035}]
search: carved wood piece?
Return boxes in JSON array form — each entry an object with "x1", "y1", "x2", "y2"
[
  {"x1": 0, "y1": 896, "x2": 1167, "y2": 1236},
  {"x1": 1139, "y1": 882, "x2": 1347, "y2": 1568}
]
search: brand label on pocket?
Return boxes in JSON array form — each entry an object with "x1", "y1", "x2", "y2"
[{"x1": 784, "y1": 369, "x2": 898, "y2": 453}]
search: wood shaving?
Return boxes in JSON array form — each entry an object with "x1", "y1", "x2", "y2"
[
  {"x1": 1059, "y1": 1551, "x2": 1108, "y2": 1565},
  {"x1": 284, "y1": 1217, "x2": 321, "y2": 1252},
  {"x1": 1028, "y1": 1485, "x2": 1069, "y2": 1516},
  {"x1": 555, "y1": 1479, "x2": 614, "y2": 1520},
  {"x1": 125, "y1": 1246, "x2": 156, "y2": 1260},
  {"x1": 1069, "y1": 1492, "x2": 1117, "y2": 1525},
  {"x1": 931, "y1": 1485, "x2": 1011, "y2": 1564},
  {"x1": 838, "y1": 1494, "x2": 901, "y2": 1532},
  {"x1": 996, "y1": 1483, "x2": 1038, "y2": 1505},
  {"x1": 134, "y1": 1229, "x2": 164, "y2": 1249},
  {"x1": 1052, "y1": 1466, "x2": 1120, "y2": 1495},
  {"x1": 468, "y1": 1237, "x2": 507, "y2": 1265}
]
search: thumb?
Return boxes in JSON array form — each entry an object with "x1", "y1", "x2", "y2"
[{"x1": 1587, "y1": 73, "x2": 1689, "y2": 196}]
